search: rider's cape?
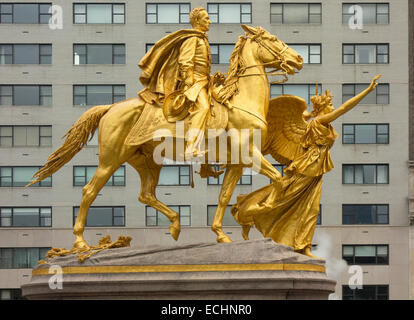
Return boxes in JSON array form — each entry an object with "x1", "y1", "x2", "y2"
[{"x1": 138, "y1": 29, "x2": 208, "y2": 106}]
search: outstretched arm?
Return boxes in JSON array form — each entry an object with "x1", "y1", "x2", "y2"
[{"x1": 318, "y1": 74, "x2": 381, "y2": 125}]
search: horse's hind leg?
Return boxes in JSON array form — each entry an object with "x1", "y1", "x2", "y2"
[
  {"x1": 128, "y1": 154, "x2": 181, "y2": 240},
  {"x1": 73, "y1": 163, "x2": 120, "y2": 249},
  {"x1": 211, "y1": 165, "x2": 244, "y2": 243}
]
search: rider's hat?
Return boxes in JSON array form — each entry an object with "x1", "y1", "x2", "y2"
[{"x1": 163, "y1": 90, "x2": 192, "y2": 123}]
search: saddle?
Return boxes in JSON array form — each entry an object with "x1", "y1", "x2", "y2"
[{"x1": 124, "y1": 92, "x2": 229, "y2": 147}]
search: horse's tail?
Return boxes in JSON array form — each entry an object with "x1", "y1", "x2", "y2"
[{"x1": 26, "y1": 104, "x2": 113, "y2": 187}]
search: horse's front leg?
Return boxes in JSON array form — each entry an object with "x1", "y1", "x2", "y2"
[{"x1": 211, "y1": 165, "x2": 244, "y2": 243}]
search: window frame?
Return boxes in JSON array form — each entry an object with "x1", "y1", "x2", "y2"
[
  {"x1": 145, "y1": 2, "x2": 191, "y2": 24},
  {"x1": 207, "y1": 204, "x2": 239, "y2": 226},
  {"x1": 342, "y1": 204, "x2": 389, "y2": 225},
  {"x1": 342, "y1": 164, "x2": 389, "y2": 185},
  {"x1": 73, "y1": 84, "x2": 125, "y2": 106},
  {"x1": 158, "y1": 165, "x2": 191, "y2": 186},
  {"x1": 0, "y1": 207, "x2": 52, "y2": 227},
  {"x1": 145, "y1": 205, "x2": 191, "y2": 226},
  {"x1": 270, "y1": 2, "x2": 322, "y2": 24},
  {"x1": 0, "y1": 3, "x2": 52, "y2": 24},
  {"x1": 73, "y1": 165, "x2": 126, "y2": 186},
  {"x1": 207, "y1": 166, "x2": 252, "y2": 186},
  {"x1": 0, "y1": 125, "x2": 52, "y2": 147},
  {"x1": 0, "y1": 44, "x2": 52, "y2": 65},
  {"x1": 342, "y1": 83, "x2": 389, "y2": 105},
  {"x1": 0, "y1": 166, "x2": 52, "y2": 187},
  {"x1": 73, "y1": 43, "x2": 126, "y2": 65},
  {"x1": 0, "y1": 85, "x2": 52, "y2": 106},
  {"x1": 0, "y1": 247, "x2": 50, "y2": 269},
  {"x1": 210, "y1": 43, "x2": 235, "y2": 65},
  {"x1": 342, "y1": 44, "x2": 389, "y2": 64},
  {"x1": 342, "y1": 285, "x2": 389, "y2": 300},
  {"x1": 342, "y1": 123, "x2": 390, "y2": 144},
  {"x1": 342, "y1": 244, "x2": 389, "y2": 265},
  {"x1": 73, "y1": 206, "x2": 125, "y2": 227},
  {"x1": 207, "y1": 2, "x2": 252, "y2": 24},
  {"x1": 287, "y1": 43, "x2": 322, "y2": 64},
  {"x1": 270, "y1": 83, "x2": 321, "y2": 106},
  {"x1": 342, "y1": 3, "x2": 390, "y2": 25},
  {"x1": 73, "y1": 3, "x2": 126, "y2": 24}
]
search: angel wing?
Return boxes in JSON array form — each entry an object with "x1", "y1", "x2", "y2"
[{"x1": 263, "y1": 95, "x2": 308, "y2": 165}]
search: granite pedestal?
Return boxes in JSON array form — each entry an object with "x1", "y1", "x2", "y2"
[{"x1": 22, "y1": 238, "x2": 336, "y2": 300}]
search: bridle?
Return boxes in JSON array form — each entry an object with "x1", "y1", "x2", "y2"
[{"x1": 237, "y1": 32, "x2": 292, "y2": 84}]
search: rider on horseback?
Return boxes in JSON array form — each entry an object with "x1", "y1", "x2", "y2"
[{"x1": 138, "y1": 7, "x2": 212, "y2": 160}]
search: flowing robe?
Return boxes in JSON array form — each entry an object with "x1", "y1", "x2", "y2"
[{"x1": 232, "y1": 119, "x2": 338, "y2": 251}]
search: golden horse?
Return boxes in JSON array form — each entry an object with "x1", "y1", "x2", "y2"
[{"x1": 27, "y1": 25, "x2": 303, "y2": 250}]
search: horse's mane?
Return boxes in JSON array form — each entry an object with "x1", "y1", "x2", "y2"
[{"x1": 216, "y1": 35, "x2": 247, "y2": 102}]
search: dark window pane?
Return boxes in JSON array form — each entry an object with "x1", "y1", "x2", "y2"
[
  {"x1": 87, "y1": 45, "x2": 113, "y2": 64},
  {"x1": 13, "y1": 208, "x2": 39, "y2": 226},
  {"x1": 14, "y1": 45, "x2": 39, "y2": 64},
  {"x1": 14, "y1": 4, "x2": 38, "y2": 24},
  {"x1": 13, "y1": 86, "x2": 39, "y2": 105},
  {"x1": 87, "y1": 85, "x2": 113, "y2": 105}
]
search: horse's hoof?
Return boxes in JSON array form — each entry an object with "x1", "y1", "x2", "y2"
[
  {"x1": 72, "y1": 239, "x2": 90, "y2": 251},
  {"x1": 241, "y1": 225, "x2": 251, "y2": 240},
  {"x1": 217, "y1": 234, "x2": 232, "y2": 243},
  {"x1": 169, "y1": 223, "x2": 181, "y2": 241}
]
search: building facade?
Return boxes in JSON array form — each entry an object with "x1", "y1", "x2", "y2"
[{"x1": 0, "y1": 0, "x2": 410, "y2": 300}]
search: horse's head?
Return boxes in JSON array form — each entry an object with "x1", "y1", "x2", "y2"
[{"x1": 241, "y1": 24, "x2": 303, "y2": 76}]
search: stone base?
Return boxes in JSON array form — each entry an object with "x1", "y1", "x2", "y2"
[{"x1": 22, "y1": 238, "x2": 336, "y2": 300}]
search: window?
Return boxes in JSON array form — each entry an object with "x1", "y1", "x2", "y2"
[
  {"x1": 146, "y1": 205, "x2": 191, "y2": 226},
  {"x1": 0, "y1": 167, "x2": 51, "y2": 187},
  {"x1": 146, "y1": 3, "x2": 190, "y2": 24},
  {"x1": 342, "y1": 84, "x2": 389, "y2": 105},
  {"x1": 270, "y1": 3, "x2": 322, "y2": 24},
  {"x1": 342, "y1": 245, "x2": 389, "y2": 265},
  {"x1": 207, "y1": 205, "x2": 238, "y2": 226},
  {"x1": 288, "y1": 44, "x2": 321, "y2": 64},
  {"x1": 343, "y1": 124, "x2": 389, "y2": 144},
  {"x1": 158, "y1": 165, "x2": 190, "y2": 186},
  {"x1": 210, "y1": 44, "x2": 234, "y2": 64},
  {"x1": 73, "y1": 3, "x2": 125, "y2": 24},
  {"x1": 73, "y1": 85, "x2": 125, "y2": 106},
  {"x1": 208, "y1": 167, "x2": 251, "y2": 185},
  {"x1": 343, "y1": 44, "x2": 389, "y2": 64},
  {"x1": 342, "y1": 204, "x2": 389, "y2": 225},
  {"x1": 343, "y1": 164, "x2": 389, "y2": 184},
  {"x1": 0, "y1": 85, "x2": 52, "y2": 106},
  {"x1": 73, "y1": 44, "x2": 125, "y2": 65},
  {"x1": 342, "y1": 285, "x2": 389, "y2": 300},
  {"x1": 316, "y1": 205, "x2": 322, "y2": 225},
  {"x1": 208, "y1": 3, "x2": 252, "y2": 24},
  {"x1": 0, "y1": 207, "x2": 51, "y2": 227},
  {"x1": 342, "y1": 3, "x2": 389, "y2": 25},
  {"x1": 0, "y1": 3, "x2": 51, "y2": 24},
  {"x1": 73, "y1": 206, "x2": 125, "y2": 227},
  {"x1": 271, "y1": 84, "x2": 320, "y2": 106},
  {"x1": 0, "y1": 248, "x2": 50, "y2": 269},
  {"x1": 146, "y1": 43, "x2": 154, "y2": 53},
  {"x1": 0, "y1": 289, "x2": 25, "y2": 300},
  {"x1": 73, "y1": 166, "x2": 125, "y2": 186},
  {"x1": 0, "y1": 126, "x2": 52, "y2": 147},
  {"x1": 0, "y1": 44, "x2": 51, "y2": 64}
]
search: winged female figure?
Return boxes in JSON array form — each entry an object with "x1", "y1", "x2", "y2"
[{"x1": 231, "y1": 75, "x2": 382, "y2": 258}]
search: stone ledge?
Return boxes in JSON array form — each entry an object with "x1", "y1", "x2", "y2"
[{"x1": 22, "y1": 238, "x2": 336, "y2": 300}]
